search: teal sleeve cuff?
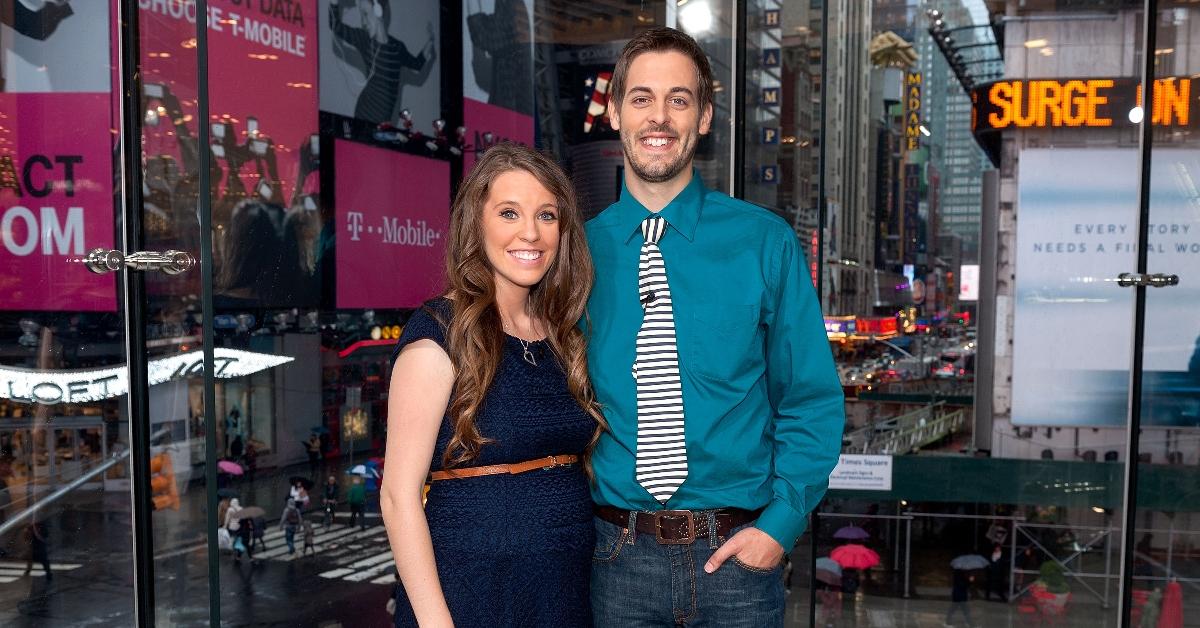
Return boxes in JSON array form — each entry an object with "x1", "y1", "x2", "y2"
[{"x1": 756, "y1": 498, "x2": 808, "y2": 550}]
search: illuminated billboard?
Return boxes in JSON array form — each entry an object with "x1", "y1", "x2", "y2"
[{"x1": 1012, "y1": 148, "x2": 1200, "y2": 427}]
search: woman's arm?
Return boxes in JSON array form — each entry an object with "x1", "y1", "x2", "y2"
[{"x1": 381, "y1": 338, "x2": 455, "y2": 627}]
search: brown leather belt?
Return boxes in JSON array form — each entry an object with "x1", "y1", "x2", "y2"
[
  {"x1": 428, "y1": 454, "x2": 578, "y2": 481},
  {"x1": 595, "y1": 505, "x2": 763, "y2": 545}
]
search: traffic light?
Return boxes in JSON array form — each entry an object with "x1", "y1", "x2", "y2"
[{"x1": 150, "y1": 452, "x2": 179, "y2": 511}]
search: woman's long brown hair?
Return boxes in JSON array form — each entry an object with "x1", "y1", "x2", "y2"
[{"x1": 436, "y1": 143, "x2": 606, "y2": 477}]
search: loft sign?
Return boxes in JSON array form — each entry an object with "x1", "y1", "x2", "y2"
[{"x1": 0, "y1": 348, "x2": 293, "y2": 405}]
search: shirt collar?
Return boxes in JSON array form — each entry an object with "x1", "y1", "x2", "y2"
[{"x1": 616, "y1": 169, "x2": 706, "y2": 244}]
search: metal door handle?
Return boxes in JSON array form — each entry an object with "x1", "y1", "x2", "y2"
[
  {"x1": 1115, "y1": 272, "x2": 1179, "y2": 288},
  {"x1": 80, "y1": 248, "x2": 196, "y2": 275}
]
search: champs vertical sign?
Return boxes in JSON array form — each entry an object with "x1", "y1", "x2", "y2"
[{"x1": 904, "y1": 71, "x2": 922, "y2": 151}]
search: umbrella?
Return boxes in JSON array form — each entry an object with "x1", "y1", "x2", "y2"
[
  {"x1": 830, "y1": 544, "x2": 881, "y2": 569},
  {"x1": 349, "y1": 464, "x2": 379, "y2": 477},
  {"x1": 1158, "y1": 581, "x2": 1182, "y2": 628},
  {"x1": 289, "y1": 476, "x2": 315, "y2": 490},
  {"x1": 816, "y1": 557, "x2": 843, "y2": 576},
  {"x1": 237, "y1": 506, "x2": 266, "y2": 519},
  {"x1": 217, "y1": 460, "x2": 243, "y2": 475},
  {"x1": 815, "y1": 568, "x2": 842, "y2": 586},
  {"x1": 217, "y1": 488, "x2": 239, "y2": 499},
  {"x1": 950, "y1": 554, "x2": 990, "y2": 570},
  {"x1": 833, "y1": 525, "x2": 871, "y2": 540}
]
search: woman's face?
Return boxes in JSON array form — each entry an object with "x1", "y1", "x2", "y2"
[{"x1": 480, "y1": 169, "x2": 561, "y2": 295}]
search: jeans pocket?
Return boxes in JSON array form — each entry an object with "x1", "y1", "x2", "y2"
[
  {"x1": 731, "y1": 554, "x2": 781, "y2": 575},
  {"x1": 591, "y1": 517, "x2": 630, "y2": 562}
]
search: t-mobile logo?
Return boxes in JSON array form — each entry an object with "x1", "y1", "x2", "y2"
[
  {"x1": 347, "y1": 211, "x2": 365, "y2": 241},
  {"x1": 346, "y1": 211, "x2": 441, "y2": 247}
]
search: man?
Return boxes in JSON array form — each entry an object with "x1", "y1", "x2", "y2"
[
  {"x1": 346, "y1": 475, "x2": 367, "y2": 530},
  {"x1": 328, "y1": 0, "x2": 435, "y2": 124},
  {"x1": 585, "y1": 27, "x2": 844, "y2": 625}
]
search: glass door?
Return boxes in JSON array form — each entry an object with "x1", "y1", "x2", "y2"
[
  {"x1": 0, "y1": 0, "x2": 217, "y2": 624},
  {"x1": 1126, "y1": 3, "x2": 1200, "y2": 625}
]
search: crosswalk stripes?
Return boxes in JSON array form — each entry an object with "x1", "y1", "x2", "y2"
[
  {"x1": 151, "y1": 517, "x2": 398, "y2": 585},
  {"x1": 0, "y1": 559, "x2": 82, "y2": 584}
]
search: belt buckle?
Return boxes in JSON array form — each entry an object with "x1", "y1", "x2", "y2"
[
  {"x1": 542, "y1": 455, "x2": 560, "y2": 471},
  {"x1": 652, "y1": 510, "x2": 695, "y2": 545}
]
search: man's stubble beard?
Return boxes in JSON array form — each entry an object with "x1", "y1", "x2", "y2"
[{"x1": 620, "y1": 126, "x2": 699, "y2": 184}]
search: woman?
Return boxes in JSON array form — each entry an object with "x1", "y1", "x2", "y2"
[{"x1": 382, "y1": 143, "x2": 603, "y2": 627}]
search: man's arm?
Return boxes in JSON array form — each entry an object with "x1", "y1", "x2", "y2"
[
  {"x1": 705, "y1": 226, "x2": 845, "y2": 574},
  {"x1": 755, "y1": 228, "x2": 846, "y2": 549},
  {"x1": 328, "y1": 1, "x2": 369, "y2": 56}
]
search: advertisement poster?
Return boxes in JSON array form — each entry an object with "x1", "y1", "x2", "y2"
[
  {"x1": 0, "y1": 0, "x2": 115, "y2": 311},
  {"x1": 139, "y1": 0, "x2": 321, "y2": 307},
  {"x1": 319, "y1": 0, "x2": 440, "y2": 128},
  {"x1": 1012, "y1": 148, "x2": 1200, "y2": 427},
  {"x1": 462, "y1": 0, "x2": 534, "y2": 171},
  {"x1": 335, "y1": 139, "x2": 448, "y2": 309}
]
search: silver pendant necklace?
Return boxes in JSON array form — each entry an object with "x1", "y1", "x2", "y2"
[
  {"x1": 517, "y1": 338, "x2": 537, "y2": 366},
  {"x1": 502, "y1": 316, "x2": 539, "y2": 367}
]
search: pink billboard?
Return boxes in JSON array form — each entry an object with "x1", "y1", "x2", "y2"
[
  {"x1": 0, "y1": 93, "x2": 116, "y2": 311},
  {"x1": 335, "y1": 139, "x2": 449, "y2": 309},
  {"x1": 0, "y1": 0, "x2": 116, "y2": 312},
  {"x1": 140, "y1": 0, "x2": 319, "y2": 206},
  {"x1": 463, "y1": 98, "x2": 535, "y2": 172}
]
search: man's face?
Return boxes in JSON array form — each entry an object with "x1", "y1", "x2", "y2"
[
  {"x1": 609, "y1": 50, "x2": 713, "y2": 184},
  {"x1": 357, "y1": 0, "x2": 384, "y2": 39}
]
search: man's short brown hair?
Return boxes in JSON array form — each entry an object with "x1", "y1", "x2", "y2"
[{"x1": 610, "y1": 27, "x2": 714, "y2": 113}]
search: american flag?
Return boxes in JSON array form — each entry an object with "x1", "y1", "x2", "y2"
[{"x1": 583, "y1": 71, "x2": 613, "y2": 133}]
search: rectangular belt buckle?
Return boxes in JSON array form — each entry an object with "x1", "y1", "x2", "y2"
[{"x1": 653, "y1": 510, "x2": 695, "y2": 545}]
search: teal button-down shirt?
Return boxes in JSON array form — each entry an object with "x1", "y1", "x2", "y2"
[{"x1": 584, "y1": 172, "x2": 845, "y2": 549}]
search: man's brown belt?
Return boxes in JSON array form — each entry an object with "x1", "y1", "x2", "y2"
[
  {"x1": 594, "y1": 505, "x2": 763, "y2": 545},
  {"x1": 428, "y1": 455, "x2": 578, "y2": 481}
]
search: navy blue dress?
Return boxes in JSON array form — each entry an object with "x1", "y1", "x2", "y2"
[{"x1": 390, "y1": 298, "x2": 594, "y2": 627}]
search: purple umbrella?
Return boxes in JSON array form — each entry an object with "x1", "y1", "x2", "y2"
[{"x1": 833, "y1": 525, "x2": 870, "y2": 540}]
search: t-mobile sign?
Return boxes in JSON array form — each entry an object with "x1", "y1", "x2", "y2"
[{"x1": 335, "y1": 140, "x2": 449, "y2": 309}]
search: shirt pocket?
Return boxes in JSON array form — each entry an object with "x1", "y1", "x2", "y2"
[{"x1": 686, "y1": 303, "x2": 760, "y2": 382}]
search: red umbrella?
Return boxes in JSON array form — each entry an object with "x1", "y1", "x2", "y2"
[
  {"x1": 830, "y1": 543, "x2": 880, "y2": 569},
  {"x1": 1157, "y1": 581, "x2": 1182, "y2": 628}
]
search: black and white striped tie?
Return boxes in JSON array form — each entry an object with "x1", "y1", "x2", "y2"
[{"x1": 634, "y1": 215, "x2": 688, "y2": 503}]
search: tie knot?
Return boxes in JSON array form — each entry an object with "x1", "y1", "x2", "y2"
[{"x1": 641, "y1": 216, "x2": 667, "y2": 245}]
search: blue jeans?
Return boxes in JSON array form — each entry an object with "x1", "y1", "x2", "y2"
[
  {"x1": 284, "y1": 525, "x2": 296, "y2": 554},
  {"x1": 591, "y1": 514, "x2": 785, "y2": 627}
]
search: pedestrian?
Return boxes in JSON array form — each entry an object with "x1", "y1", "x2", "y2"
[
  {"x1": 251, "y1": 516, "x2": 267, "y2": 552},
  {"x1": 347, "y1": 475, "x2": 366, "y2": 530},
  {"x1": 238, "y1": 517, "x2": 258, "y2": 564},
  {"x1": 280, "y1": 498, "x2": 302, "y2": 555},
  {"x1": 244, "y1": 440, "x2": 258, "y2": 481},
  {"x1": 302, "y1": 519, "x2": 316, "y2": 556},
  {"x1": 22, "y1": 520, "x2": 51, "y2": 580},
  {"x1": 381, "y1": 143, "x2": 601, "y2": 626},
  {"x1": 815, "y1": 582, "x2": 842, "y2": 628},
  {"x1": 224, "y1": 498, "x2": 246, "y2": 563},
  {"x1": 1016, "y1": 545, "x2": 1037, "y2": 590},
  {"x1": 944, "y1": 569, "x2": 974, "y2": 627},
  {"x1": 216, "y1": 497, "x2": 230, "y2": 529},
  {"x1": 305, "y1": 433, "x2": 322, "y2": 477},
  {"x1": 289, "y1": 480, "x2": 310, "y2": 512},
  {"x1": 322, "y1": 474, "x2": 339, "y2": 525},
  {"x1": 584, "y1": 27, "x2": 844, "y2": 626},
  {"x1": 985, "y1": 543, "x2": 1007, "y2": 601}
]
